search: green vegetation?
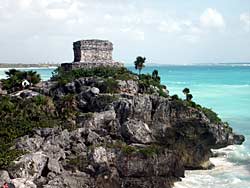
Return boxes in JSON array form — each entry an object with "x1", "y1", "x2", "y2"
[
  {"x1": 2, "y1": 69, "x2": 41, "y2": 93},
  {"x1": 96, "y1": 78, "x2": 119, "y2": 93},
  {"x1": 171, "y1": 94, "x2": 180, "y2": 100},
  {"x1": 0, "y1": 96, "x2": 59, "y2": 168},
  {"x1": 52, "y1": 62, "x2": 168, "y2": 97},
  {"x1": 138, "y1": 145, "x2": 161, "y2": 157},
  {"x1": 186, "y1": 101, "x2": 222, "y2": 124},
  {"x1": 52, "y1": 66, "x2": 136, "y2": 85},
  {"x1": 89, "y1": 94, "x2": 118, "y2": 112},
  {"x1": 134, "y1": 56, "x2": 146, "y2": 75},
  {"x1": 138, "y1": 71, "x2": 167, "y2": 97},
  {"x1": 200, "y1": 107, "x2": 222, "y2": 124},
  {"x1": 57, "y1": 94, "x2": 77, "y2": 120},
  {"x1": 171, "y1": 92, "x2": 222, "y2": 124},
  {"x1": 182, "y1": 88, "x2": 193, "y2": 101},
  {"x1": 152, "y1": 70, "x2": 160, "y2": 82}
]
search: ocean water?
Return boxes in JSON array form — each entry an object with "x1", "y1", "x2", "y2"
[
  {"x1": 0, "y1": 65, "x2": 249, "y2": 187},
  {"x1": 134, "y1": 65, "x2": 250, "y2": 188},
  {"x1": 0, "y1": 67, "x2": 56, "y2": 81}
]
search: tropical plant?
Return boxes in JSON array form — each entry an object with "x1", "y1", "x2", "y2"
[
  {"x1": 183, "y1": 88, "x2": 193, "y2": 101},
  {"x1": 134, "y1": 56, "x2": 146, "y2": 75},
  {"x1": 2, "y1": 69, "x2": 41, "y2": 92},
  {"x1": 186, "y1": 93, "x2": 193, "y2": 101},
  {"x1": 152, "y1": 69, "x2": 160, "y2": 82},
  {"x1": 182, "y1": 88, "x2": 190, "y2": 95}
]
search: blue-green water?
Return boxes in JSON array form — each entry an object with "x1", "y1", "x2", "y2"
[{"x1": 1, "y1": 65, "x2": 250, "y2": 187}]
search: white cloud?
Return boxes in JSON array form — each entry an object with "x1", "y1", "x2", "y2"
[
  {"x1": 158, "y1": 20, "x2": 182, "y2": 33},
  {"x1": 240, "y1": 12, "x2": 250, "y2": 31},
  {"x1": 18, "y1": 0, "x2": 33, "y2": 9},
  {"x1": 200, "y1": 8, "x2": 225, "y2": 29},
  {"x1": 120, "y1": 28, "x2": 145, "y2": 41},
  {"x1": 46, "y1": 8, "x2": 68, "y2": 20}
]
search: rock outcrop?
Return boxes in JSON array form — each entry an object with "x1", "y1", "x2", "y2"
[{"x1": 0, "y1": 70, "x2": 244, "y2": 188}]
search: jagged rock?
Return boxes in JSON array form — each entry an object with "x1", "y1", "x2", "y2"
[
  {"x1": 90, "y1": 87, "x2": 100, "y2": 95},
  {"x1": 47, "y1": 158, "x2": 61, "y2": 174},
  {"x1": 15, "y1": 135, "x2": 44, "y2": 152},
  {"x1": 34, "y1": 81, "x2": 58, "y2": 95},
  {"x1": 10, "y1": 89, "x2": 40, "y2": 99},
  {"x1": 11, "y1": 178, "x2": 37, "y2": 188},
  {"x1": 71, "y1": 142, "x2": 86, "y2": 154},
  {"x1": 65, "y1": 82, "x2": 76, "y2": 93},
  {"x1": 117, "y1": 80, "x2": 138, "y2": 94},
  {"x1": 92, "y1": 147, "x2": 108, "y2": 165},
  {"x1": 42, "y1": 143, "x2": 66, "y2": 161},
  {"x1": 87, "y1": 131, "x2": 101, "y2": 145},
  {"x1": 117, "y1": 150, "x2": 184, "y2": 178},
  {"x1": 9, "y1": 152, "x2": 48, "y2": 180},
  {"x1": 122, "y1": 119, "x2": 153, "y2": 144},
  {"x1": 0, "y1": 170, "x2": 10, "y2": 186}
]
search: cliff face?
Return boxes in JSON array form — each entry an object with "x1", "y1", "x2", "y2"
[{"x1": 0, "y1": 72, "x2": 244, "y2": 188}]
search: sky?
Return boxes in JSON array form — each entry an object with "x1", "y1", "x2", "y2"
[{"x1": 0, "y1": 0, "x2": 250, "y2": 65}]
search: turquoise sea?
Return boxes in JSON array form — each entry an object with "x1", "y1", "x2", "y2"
[{"x1": 0, "y1": 64, "x2": 250, "y2": 187}]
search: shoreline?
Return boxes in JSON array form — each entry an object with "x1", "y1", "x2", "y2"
[
  {"x1": 174, "y1": 145, "x2": 248, "y2": 188},
  {"x1": 0, "y1": 66, "x2": 58, "y2": 70},
  {"x1": 0, "y1": 64, "x2": 59, "y2": 69}
]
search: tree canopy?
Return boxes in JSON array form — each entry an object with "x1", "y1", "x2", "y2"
[{"x1": 134, "y1": 56, "x2": 146, "y2": 75}]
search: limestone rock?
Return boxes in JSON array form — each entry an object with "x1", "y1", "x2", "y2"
[
  {"x1": 11, "y1": 178, "x2": 37, "y2": 188},
  {"x1": 0, "y1": 170, "x2": 10, "y2": 186},
  {"x1": 122, "y1": 119, "x2": 153, "y2": 144},
  {"x1": 9, "y1": 152, "x2": 48, "y2": 180},
  {"x1": 90, "y1": 87, "x2": 100, "y2": 95},
  {"x1": 47, "y1": 158, "x2": 61, "y2": 174}
]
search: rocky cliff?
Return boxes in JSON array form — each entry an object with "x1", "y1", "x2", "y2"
[{"x1": 0, "y1": 67, "x2": 244, "y2": 188}]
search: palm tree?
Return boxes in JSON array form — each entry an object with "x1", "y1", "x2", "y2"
[
  {"x1": 26, "y1": 71, "x2": 41, "y2": 85},
  {"x1": 134, "y1": 56, "x2": 146, "y2": 75},
  {"x1": 186, "y1": 94, "x2": 193, "y2": 101},
  {"x1": 183, "y1": 88, "x2": 191, "y2": 101},
  {"x1": 5, "y1": 69, "x2": 20, "y2": 78},
  {"x1": 152, "y1": 69, "x2": 160, "y2": 82}
]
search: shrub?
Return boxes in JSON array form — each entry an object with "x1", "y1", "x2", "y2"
[
  {"x1": 0, "y1": 96, "x2": 59, "y2": 168},
  {"x1": 97, "y1": 78, "x2": 119, "y2": 93},
  {"x1": 200, "y1": 107, "x2": 222, "y2": 124},
  {"x1": 52, "y1": 67, "x2": 136, "y2": 85},
  {"x1": 138, "y1": 145, "x2": 160, "y2": 157},
  {"x1": 2, "y1": 69, "x2": 41, "y2": 93},
  {"x1": 171, "y1": 94, "x2": 179, "y2": 100},
  {"x1": 138, "y1": 73, "x2": 166, "y2": 96},
  {"x1": 121, "y1": 145, "x2": 137, "y2": 155}
]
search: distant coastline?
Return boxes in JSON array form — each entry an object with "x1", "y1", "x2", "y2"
[{"x1": 0, "y1": 63, "x2": 60, "y2": 68}]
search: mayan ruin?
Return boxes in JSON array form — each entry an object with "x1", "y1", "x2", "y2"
[{"x1": 61, "y1": 39, "x2": 123, "y2": 71}]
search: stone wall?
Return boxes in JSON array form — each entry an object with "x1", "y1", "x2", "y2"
[
  {"x1": 61, "y1": 61, "x2": 123, "y2": 71},
  {"x1": 73, "y1": 40, "x2": 113, "y2": 62}
]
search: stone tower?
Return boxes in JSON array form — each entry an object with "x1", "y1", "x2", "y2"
[
  {"x1": 61, "y1": 39, "x2": 123, "y2": 71},
  {"x1": 73, "y1": 40, "x2": 113, "y2": 63}
]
